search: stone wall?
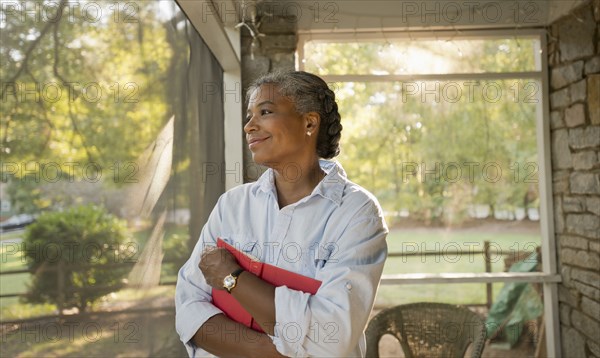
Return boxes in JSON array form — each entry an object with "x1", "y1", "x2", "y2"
[
  {"x1": 548, "y1": 1, "x2": 600, "y2": 357},
  {"x1": 241, "y1": 12, "x2": 297, "y2": 182}
]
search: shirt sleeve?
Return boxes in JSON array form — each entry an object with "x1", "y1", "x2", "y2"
[
  {"x1": 271, "y1": 211, "x2": 388, "y2": 357},
  {"x1": 175, "y1": 196, "x2": 224, "y2": 358}
]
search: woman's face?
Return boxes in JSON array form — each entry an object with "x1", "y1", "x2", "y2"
[{"x1": 244, "y1": 83, "x2": 314, "y2": 166}]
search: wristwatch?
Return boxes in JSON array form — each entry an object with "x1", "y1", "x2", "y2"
[{"x1": 223, "y1": 268, "x2": 244, "y2": 293}]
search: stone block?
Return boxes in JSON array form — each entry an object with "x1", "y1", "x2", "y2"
[
  {"x1": 552, "y1": 129, "x2": 572, "y2": 169},
  {"x1": 559, "y1": 282, "x2": 580, "y2": 306},
  {"x1": 589, "y1": 75, "x2": 600, "y2": 125},
  {"x1": 551, "y1": 61, "x2": 584, "y2": 90},
  {"x1": 590, "y1": 339, "x2": 600, "y2": 357},
  {"x1": 270, "y1": 52, "x2": 295, "y2": 71},
  {"x1": 566, "y1": 214, "x2": 600, "y2": 238},
  {"x1": 259, "y1": 16, "x2": 297, "y2": 34},
  {"x1": 582, "y1": 296, "x2": 600, "y2": 320},
  {"x1": 587, "y1": 197, "x2": 600, "y2": 215},
  {"x1": 551, "y1": 110, "x2": 564, "y2": 129},
  {"x1": 565, "y1": 103, "x2": 586, "y2": 127},
  {"x1": 572, "y1": 267, "x2": 600, "y2": 289},
  {"x1": 561, "y1": 246, "x2": 600, "y2": 269},
  {"x1": 558, "y1": 5, "x2": 596, "y2": 62},
  {"x1": 560, "y1": 303, "x2": 572, "y2": 326},
  {"x1": 240, "y1": 35, "x2": 253, "y2": 56},
  {"x1": 571, "y1": 80, "x2": 587, "y2": 103},
  {"x1": 586, "y1": 56, "x2": 600, "y2": 75},
  {"x1": 569, "y1": 126, "x2": 600, "y2": 149},
  {"x1": 561, "y1": 264, "x2": 571, "y2": 282},
  {"x1": 560, "y1": 234, "x2": 588, "y2": 249},
  {"x1": 573, "y1": 151, "x2": 598, "y2": 170},
  {"x1": 242, "y1": 55, "x2": 270, "y2": 80},
  {"x1": 553, "y1": 171, "x2": 570, "y2": 194},
  {"x1": 569, "y1": 172, "x2": 600, "y2": 195},
  {"x1": 562, "y1": 326, "x2": 586, "y2": 358},
  {"x1": 573, "y1": 280, "x2": 600, "y2": 301},
  {"x1": 563, "y1": 196, "x2": 586, "y2": 212},
  {"x1": 261, "y1": 35, "x2": 297, "y2": 53},
  {"x1": 551, "y1": 87, "x2": 570, "y2": 109},
  {"x1": 592, "y1": 241, "x2": 600, "y2": 253},
  {"x1": 571, "y1": 310, "x2": 600, "y2": 341},
  {"x1": 554, "y1": 196, "x2": 565, "y2": 233},
  {"x1": 549, "y1": 51, "x2": 560, "y2": 67}
]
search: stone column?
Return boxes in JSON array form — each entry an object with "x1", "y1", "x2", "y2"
[{"x1": 548, "y1": 1, "x2": 600, "y2": 357}]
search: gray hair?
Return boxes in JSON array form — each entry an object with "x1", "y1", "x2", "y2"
[{"x1": 246, "y1": 71, "x2": 342, "y2": 159}]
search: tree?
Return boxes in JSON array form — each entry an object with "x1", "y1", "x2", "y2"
[
  {"x1": 23, "y1": 205, "x2": 132, "y2": 312},
  {"x1": 1, "y1": 0, "x2": 196, "y2": 220},
  {"x1": 1, "y1": 0, "x2": 172, "y2": 174}
]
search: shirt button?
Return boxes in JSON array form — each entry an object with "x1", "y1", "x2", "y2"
[{"x1": 345, "y1": 282, "x2": 352, "y2": 291}]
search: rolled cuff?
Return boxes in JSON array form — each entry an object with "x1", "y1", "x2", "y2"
[
  {"x1": 176, "y1": 301, "x2": 223, "y2": 358},
  {"x1": 272, "y1": 285, "x2": 311, "y2": 357}
]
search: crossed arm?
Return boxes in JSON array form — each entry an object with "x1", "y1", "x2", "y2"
[
  {"x1": 191, "y1": 251, "x2": 286, "y2": 357},
  {"x1": 191, "y1": 314, "x2": 282, "y2": 358}
]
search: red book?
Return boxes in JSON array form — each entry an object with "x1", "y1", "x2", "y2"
[{"x1": 212, "y1": 238, "x2": 322, "y2": 333}]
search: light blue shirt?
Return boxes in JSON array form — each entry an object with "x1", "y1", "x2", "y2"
[{"x1": 175, "y1": 160, "x2": 388, "y2": 357}]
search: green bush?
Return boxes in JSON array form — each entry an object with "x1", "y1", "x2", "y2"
[
  {"x1": 23, "y1": 205, "x2": 132, "y2": 312},
  {"x1": 163, "y1": 232, "x2": 188, "y2": 265}
]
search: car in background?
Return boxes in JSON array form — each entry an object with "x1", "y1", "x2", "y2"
[{"x1": 0, "y1": 214, "x2": 37, "y2": 232}]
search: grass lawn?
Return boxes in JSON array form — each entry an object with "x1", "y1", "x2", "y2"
[
  {"x1": 375, "y1": 227, "x2": 541, "y2": 307},
  {"x1": 1, "y1": 234, "x2": 30, "y2": 309}
]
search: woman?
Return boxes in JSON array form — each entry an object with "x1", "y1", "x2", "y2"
[{"x1": 175, "y1": 71, "x2": 388, "y2": 357}]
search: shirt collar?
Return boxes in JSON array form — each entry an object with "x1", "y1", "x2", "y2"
[{"x1": 252, "y1": 160, "x2": 346, "y2": 206}]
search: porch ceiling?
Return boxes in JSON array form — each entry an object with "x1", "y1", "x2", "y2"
[{"x1": 235, "y1": 0, "x2": 587, "y2": 32}]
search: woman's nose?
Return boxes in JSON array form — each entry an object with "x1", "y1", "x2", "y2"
[{"x1": 244, "y1": 115, "x2": 256, "y2": 133}]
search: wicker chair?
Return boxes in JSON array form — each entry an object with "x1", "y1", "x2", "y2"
[{"x1": 365, "y1": 302, "x2": 487, "y2": 358}]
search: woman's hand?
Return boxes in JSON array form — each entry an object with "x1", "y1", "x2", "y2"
[{"x1": 199, "y1": 246, "x2": 241, "y2": 289}]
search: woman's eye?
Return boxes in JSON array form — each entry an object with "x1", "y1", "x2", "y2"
[{"x1": 261, "y1": 109, "x2": 272, "y2": 115}]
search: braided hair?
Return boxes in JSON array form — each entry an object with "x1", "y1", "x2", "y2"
[{"x1": 246, "y1": 71, "x2": 343, "y2": 159}]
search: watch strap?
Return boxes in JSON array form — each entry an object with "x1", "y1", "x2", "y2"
[
  {"x1": 225, "y1": 268, "x2": 245, "y2": 293},
  {"x1": 231, "y1": 267, "x2": 244, "y2": 279}
]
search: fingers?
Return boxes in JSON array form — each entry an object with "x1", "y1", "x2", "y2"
[
  {"x1": 199, "y1": 246, "x2": 239, "y2": 288},
  {"x1": 202, "y1": 245, "x2": 216, "y2": 254}
]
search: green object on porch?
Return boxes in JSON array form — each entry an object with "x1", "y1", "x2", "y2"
[{"x1": 485, "y1": 252, "x2": 543, "y2": 347}]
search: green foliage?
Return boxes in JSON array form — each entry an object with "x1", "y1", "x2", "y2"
[
  {"x1": 305, "y1": 38, "x2": 540, "y2": 225},
  {"x1": 4, "y1": 175, "x2": 46, "y2": 213},
  {"x1": 163, "y1": 232, "x2": 188, "y2": 266},
  {"x1": 22, "y1": 205, "x2": 132, "y2": 311},
  {"x1": 1, "y1": 1, "x2": 176, "y2": 176},
  {"x1": 1, "y1": 0, "x2": 195, "y2": 218}
]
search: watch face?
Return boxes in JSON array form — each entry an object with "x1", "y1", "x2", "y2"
[{"x1": 224, "y1": 275, "x2": 235, "y2": 288}]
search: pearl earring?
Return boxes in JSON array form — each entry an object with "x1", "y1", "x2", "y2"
[{"x1": 307, "y1": 131, "x2": 312, "y2": 136}]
